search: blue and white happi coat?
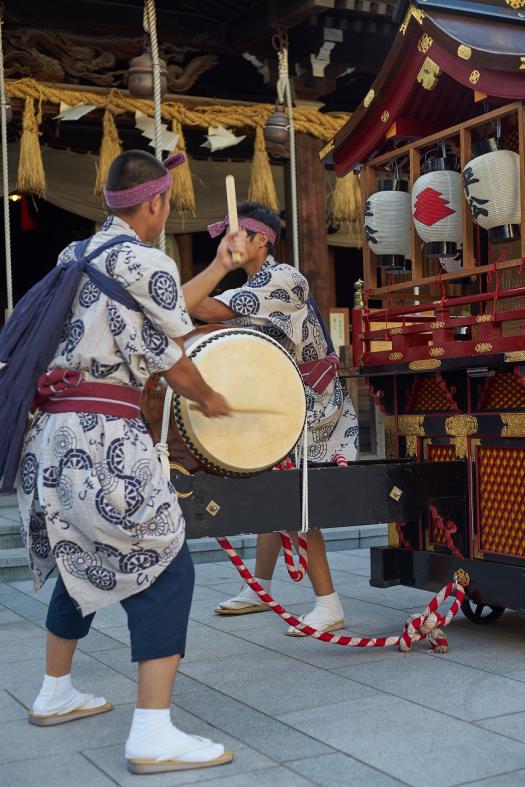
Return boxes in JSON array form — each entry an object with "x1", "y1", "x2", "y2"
[
  {"x1": 214, "y1": 256, "x2": 359, "y2": 463},
  {"x1": 17, "y1": 216, "x2": 192, "y2": 616}
]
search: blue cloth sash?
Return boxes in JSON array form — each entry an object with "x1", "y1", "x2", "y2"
[{"x1": 0, "y1": 234, "x2": 142, "y2": 492}]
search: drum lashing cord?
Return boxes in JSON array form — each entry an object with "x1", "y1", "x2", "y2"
[{"x1": 157, "y1": 404, "x2": 466, "y2": 652}]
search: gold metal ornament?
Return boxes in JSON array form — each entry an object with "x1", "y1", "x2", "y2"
[
  {"x1": 400, "y1": 4, "x2": 426, "y2": 34},
  {"x1": 381, "y1": 110, "x2": 390, "y2": 123},
  {"x1": 457, "y1": 44, "x2": 472, "y2": 60},
  {"x1": 504, "y1": 350, "x2": 525, "y2": 362},
  {"x1": 389, "y1": 327, "x2": 403, "y2": 335},
  {"x1": 409, "y1": 359, "x2": 441, "y2": 370},
  {"x1": 476, "y1": 314, "x2": 492, "y2": 322},
  {"x1": 205, "y1": 500, "x2": 221, "y2": 517},
  {"x1": 363, "y1": 89, "x2": 375, "y2": 108},
  {"x1": 501, "y1": 413, "x2": 525, "y2": 437},
  {"x1": 520, "y1": 57, "x2": 525, "y2": 70},
  {"x1": 430, "y1": 347, "x2": 445, "y2": 357},
  {"x1": 319, "y1": 139, "x2": 335, "y2": 160},
  {"x1": 169, "y1": 462, "x2": 193, "y2": 499},
  {"x1": 445, "y1": 415, "x2": 478, "y2": 459},
  {"x1": 505, "y1": 0, "x2": 525, "y2": 8},
  {"x1": 453, "y1": 568, "x2": 470, "y2": 587},
  {"x1": 389, "y1": 486, "x2": 403, "y2": 502},
  {"x1": 418, "y1": 34, "x2": 433, "y2": 53},
  {"x1": 469, "y1": 70, "x2": 481, "y2": 85},
  {"x1": 431, "y1": 321, "x2": 445, "y2": 329},
  {"x1": 475, "y1": 343, "x2": 493, "y2": 353},
  {"x1": 389, "y1": 352, "x2": 404, "y2": 361},
  {"x1": 417, "y1": 57, "x2": 441, "y2": 91}
]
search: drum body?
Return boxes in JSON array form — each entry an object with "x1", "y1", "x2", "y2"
[{"x1": 141, "y1": 326, "x2": 306, "y2": 476}]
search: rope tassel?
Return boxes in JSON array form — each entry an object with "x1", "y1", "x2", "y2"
[
  {"x1": 249, "y1": 125, "x2": 278, "y2": 211},
  {"x1": 169, "y1": 118, "x2": 196, "y2": 214},
  {"x1": 94, "y1": 110, "x2": 122, "y2": 195},
  {"x1": 329, "y1": 170, "x2": 361, "y2": 225},
  {"x1": 17, "y1": 98, "x2": 46, "y2": 197}
]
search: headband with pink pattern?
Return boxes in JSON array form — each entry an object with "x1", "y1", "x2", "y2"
[
  {"x1": 103, "y1": 152, "x2": 185, "y2": 209},
  {"x1": 207, "y1": 215, "x2": 277, "y2": 246}
]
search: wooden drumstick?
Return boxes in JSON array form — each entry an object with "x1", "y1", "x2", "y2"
[
  {"x1": 226, "y1": 175, "x2": 243, "y2": 265},
  {"x1": 189, "y1": 404, "x2": 285, "y2": 416}
]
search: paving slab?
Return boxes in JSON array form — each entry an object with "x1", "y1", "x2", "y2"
[
  {"x1": 180, "y1": 650, "x2": 379, "y2": 716},
  {"x1": 332, "y1": 653, "x2": 525, "y2": 722},
  {"x1": 176, "y1": 687, "x2": 333, "y2": 762},
  {"x1": 0, "y1": 689, "x2": 28, "y2": 722},
  {"x1": 277, "y1": 695, "x2": 525, "y2": 787},
  {"x1": 457, "y1": 770, "x2": 525, "y2": 786},
  {"x1": 0, "y1": 752, "x2": 116, "y2": 787},
  {"x1": 477, "y1": 710, "x2": 525, "y2": 742},
  {"x1": 286, "y1": 752, "x2": 407, "y2": 786}
]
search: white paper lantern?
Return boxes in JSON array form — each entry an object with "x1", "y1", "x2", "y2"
[
  {"x1": 364, "y1": 180, "x2": 411, "y2": 273},
  {"x1": 463, "y1": 141, "x2": 521, "y2": 244},
  {"x1": 412, "y1": 158, "x2": 463, "y2": 257}
]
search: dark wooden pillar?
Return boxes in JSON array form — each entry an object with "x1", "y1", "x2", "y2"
[
  {"x1": 285, "y1": 132, "x2": 330, "y2": 321},
  {"x1": 175, "y1": 233, "x2": 193, "y2": 283}
]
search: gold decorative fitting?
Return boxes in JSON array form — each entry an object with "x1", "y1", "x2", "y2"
[
  {"x1": 501, "y1": 413, "x2": 525, "y2": 437},
  {"x1": 169, "y1": 462, "x2": 193, "y2": 499},
  {"x1": 520, "y1": 57, "x2": 525, "y2": 70},
  {"x1": 406, "y1": 436, "x2": 418, "y2": 457},
  {"x1": 205, "y1": 500, "x2": 221, "y2": 517},
  {"x1": 445, "y1": 415, "x2": 478, "y2": 459},
  {"x1": 381, "y1": 110, "x2": 390, "y2": 123},
  {"x1": 418, "y1": 34, "x2": 433, "y2": 53},
  {"x1": 389, "y1": 327, "x2": 402, "y2": 335},
  {"x1": 398, "y1": 415, "x2": 425, "y2": 436},
  {"x1": 430, "y1": 347, "x2": 445, "y2": 357},
  {"x1": 431, "y1": 321, "x2": 445, "y2": 329},
  {"x1": 400, "y1": 4, "x2": 425, "y2": 34},
  {"x1": 453, "y1": 568, "x2": 470, "y2": 588},
  {"x1": 475, "y1": 342, "x2": 492, "y2": 353},
  {"x1": 363, "y1": 89, "x2": 375, "y2": 108},
  {"x1": 505, "y1": 350, "x2": 525, "y2": 362},
  {"x1": 319, "y1": 139, "x2": 335, "y2": 160},
  {"x1": 417, "y1": 57, "x2": 441, "y2": 91},
  {"x1": 457, "y1": 44, "x2": 472, "y2": 60},
  {"x1": 476, "y1": 314, "x2": 492, "y2": 323},
  {"x1": 389, "y1": 486, "x2": 403, "y2": 502},
  {"x1": 469, "y1": 70, "x2": 481, "y2": 85},
  {"x1": 506, "y1": 0, "x2": 525, "y2": 8},
  {"x1": 409, "y1": 359, "x2": 441, "y2": 370},
  {"x1": 389, "y1": 351, "x2": 403, "y2": 361}
]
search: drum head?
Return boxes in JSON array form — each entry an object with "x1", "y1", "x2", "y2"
[{"x1": 174, "y1": 329, "x2": 306, "y2": 475}]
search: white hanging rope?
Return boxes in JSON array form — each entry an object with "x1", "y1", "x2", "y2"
[
  {"x1": 300, "y1": 419, "x2": 309, "y2": 533},
  {"x1": 144, "y1": 0, "x2": 166, "y2": 254},
  {"x1": 158, "y1": 384, "x2": 173, "y2": 479},
  {"x1": 276, "y1": 41, "x2": 300, "y2": 271},
  {"x1": 0, "y1": 12, "x2": 13, "y2": 315}
]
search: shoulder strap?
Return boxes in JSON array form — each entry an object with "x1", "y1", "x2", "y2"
[
  {"x1": 75, "y1": 235, "x2": 142, "y2": 312},
  {"x1": 307, "y1": 295, "x2": 336, "y2": 356}
]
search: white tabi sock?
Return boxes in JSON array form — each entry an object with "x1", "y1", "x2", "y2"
[
  {"x1": 125, "y1": 708, "x2": 225, "y2": 763},
  {"x1": 32, "y1": 673, "x2": 106, "y2": 716},
  {"x1": 307, "y1": 591, "x2": 345, "y2": 625},
  {"x1": 224, "y1": 577, "x2": 271, "y2": 606}
]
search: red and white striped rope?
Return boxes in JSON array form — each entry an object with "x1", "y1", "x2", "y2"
[
  {"x1": 275, "y1": 458, "x2": 308, "y2": 582},
  {"x1": 216, "y1": 535, "x2": 464, "y2": 652}
]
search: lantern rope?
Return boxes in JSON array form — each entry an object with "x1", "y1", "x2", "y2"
[
  {"x1": 0, "y1": 10, "x2": 12, "y2": 316},
  {"x1": 275, "y1": 33, "x2": 299, "y2": 271},
  {"x1": 144, "y1": 0, "x2": 166, "y2": 253}
]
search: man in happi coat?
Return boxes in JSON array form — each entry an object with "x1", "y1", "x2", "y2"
[
  {"x1": 16, "y1": 150, "x2": 247, "y2": 774},
  {"x1": 189, "y1": 201, "x2": 359, "y2": 635}
]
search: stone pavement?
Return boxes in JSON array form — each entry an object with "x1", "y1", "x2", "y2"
[{"x1": 1, "y1": 547, "x2": 525, "y2": 787}]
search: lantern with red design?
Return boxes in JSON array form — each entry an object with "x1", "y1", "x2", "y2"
[
  {"x1": 412, "y1": 156, "x2": 463, "y2": 257},
  {"x1": 364, "y1": 179, "x2": 412, "y2": 275},
  {"x1": 463, "y1": 138, "x2": 520, "y2": 244}
]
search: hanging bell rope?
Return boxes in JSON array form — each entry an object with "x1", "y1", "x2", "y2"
[
  {"x1": 144, "y1": 0, "x2": 167, "y2": 252},
  {"x1": 94, "y1": 109, "x2": 122, "y2": 194},
  {"x1": 274, "y1": 32, "x2": 300, "y2": 270}
]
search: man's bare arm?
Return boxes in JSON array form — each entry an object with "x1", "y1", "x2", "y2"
[
  {"x1": 190, "y1": 297, "x2": 237, "y2": 323},
  {"x1": 182, "y1": 231, "x2": 247, "y2": 312}
]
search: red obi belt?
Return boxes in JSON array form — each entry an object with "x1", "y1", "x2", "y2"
[
  {"x1": 298, "y1": 353, "x2": 340, "y2": 393},
  {"x1": 34, "y1": 369, "x2": 141, "y2": 419}
]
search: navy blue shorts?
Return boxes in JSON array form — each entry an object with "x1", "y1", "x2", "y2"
[{"x1": 46, "y1": 542, "x2": 195, "y2": 662}]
